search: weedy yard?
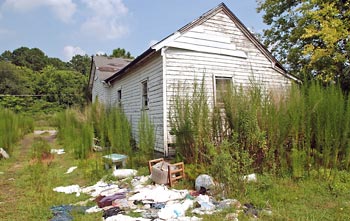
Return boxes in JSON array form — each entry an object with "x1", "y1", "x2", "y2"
[{"x1": 1, "y1": 81, "x2": 350, "y2": 220}]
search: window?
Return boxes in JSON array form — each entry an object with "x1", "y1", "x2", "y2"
[
  {"x1": 215, "y1": 77, "x2": 232, "y2": 106},
  {"x1": 141, "y1": 80, "x2": 148, "y2": 109},
  {"x1": 117, "y1": 89, "x2": 122, "y2": 107}
]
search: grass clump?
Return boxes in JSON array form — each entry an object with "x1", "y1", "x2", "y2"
[{"x1": 0, "y1": 107, "x2": 33, "y2": 154}]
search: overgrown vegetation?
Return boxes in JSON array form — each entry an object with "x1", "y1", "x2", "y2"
[
  {"x1": 55, "y1": 101, "x2": 154, "y2": 168},
  {"x1": 170, "y1": 79, "x2": 350, "y2": 197},
  {"x1": 0, "y1": 107, "x2": 33, "y2": 154}
]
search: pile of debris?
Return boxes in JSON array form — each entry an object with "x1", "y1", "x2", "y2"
[{"x1": 52, "y1": 170, "x2": 244, "y2": 221}]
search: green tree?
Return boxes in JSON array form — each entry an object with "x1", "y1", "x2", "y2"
[
  {"x1": 111, "y1": 48, "x2": 133, "y2": 59},
  {"x1": 68, "y1": 54, "x2": 91, "y2": 75},
  {"x1": 47, "y1": 57, "x2": 69, "y2": 70},
  {"x1": 0, "y1": 61, "x2": 34, "y2": 95},
  {"x1": 0, "y1": 50, "x2": 13, "y2": 62},
  {"x1": 11, "y1": 47, "x2": 48, "y2": 71},
  {"x1": 35, "y1": 66, "x2": 87, "y2": 107},
  {"x1": 257, "y1": 0, "x2": 350, "y2": 90}
]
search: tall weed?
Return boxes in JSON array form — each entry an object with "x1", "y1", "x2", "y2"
[
  {"x1": 170, "y1": 78, "x2": 350, "y2": 183},
  {"x1": 0, "y1": 107, "x2": 33, "y2": 153}
]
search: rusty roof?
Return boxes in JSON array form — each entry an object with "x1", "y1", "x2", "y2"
[{"x1": 93, "y1": 56, "x2": 132, "y2": 80}]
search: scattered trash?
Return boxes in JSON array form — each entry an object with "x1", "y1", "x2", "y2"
[
  {"x1": 243, "y1": 203, "x2": 259, "y2": 218},
  {"x1": 129, "y1": 185, "x2": 188, "y2": 203},
  {"x1": 105, "y1": 214, "x2": 151, "y2": 221},
  {"x1": 34, "y1": 130, "x2": 57, "y2": 136},
  {"x1": 261, "y1": 209, "x2": 273, "y2": 216},
  {"x1": 0, "y1": 148, "x2": 9, "y2": 159},
  {"x1": 96, "y1": 192, "x2": 127, "y2": 208},
  {"x1": 217, "y1": 199, "x2": 241, "y2": 210},
  {"x1": 195, "y1": 174, "x2": 214, "y2": 192},
  {"x1": 113, "y1": 169, "x2": 137, "y2": 178},
  {"x1": 103, "y1": 207, "x2": 124, "y2": 219},
  {"x1": 243, "y1": 173, "x2": 257, "y2": 182},
  {"x1": 51, "y1": 149, "x2": 65, "y2": 155},
  {"x1": 192, "y1": 195, "x2": 216, "y2": 215},
  {"x1": 53, "y1": 185, "x2": 81, "y2": 197},
  {"x1": 225, "y1": 212, "x2": 239, "y2": 221},
  {"x1": 150, "y1": 160, "x2": 173, "y2": 184},
  {"x1": 50, "y1": 205, "x2": 73, "y2": 221},
  {"x1": 50, "y1": 205, "x2": 89, "y2": 221},
  {"x1": 158, "y1": 199, "x2": 194, "y2": 219},
  {"x1": 150, "y1": 202, "x2": 166, "y2": 209},
  {"x1": 65, "y1": 166, "x2": 77, "y2": 174},
  {"x1": 53, "y1": 170, "x2": 249, "y2": 221},
  {"x1": 81, "y1": 181, "x2": 120, "y2": 197},
  {"x1": 85, "y1": 206, "x2": 103, "y2": 213},
  {"x1": 148, "y1": 158, "x2": 185, "y2": 186}
]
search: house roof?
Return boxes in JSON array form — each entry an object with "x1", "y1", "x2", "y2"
[
  {"x1": 93, "y1": 56, "x2": 132, "y2": 80},
  {"x1": 104, "y1": 3, "x2": 298, "y2": 84}
]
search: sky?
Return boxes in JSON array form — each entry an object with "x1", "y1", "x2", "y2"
[{"x1": 0, "y1": 0, "x2": 267, "y2": 62}]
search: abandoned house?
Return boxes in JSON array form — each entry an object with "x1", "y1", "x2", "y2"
[{"x1": 88, "y1": 3, "x2": 298, "y2": 156}]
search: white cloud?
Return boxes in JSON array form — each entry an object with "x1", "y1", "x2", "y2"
[
  {"x1": 149, "y1": 40, "x2": 158, "y2": 47},
  {"x1": 96, "y1": 50, "x2": 106, "y2": 55},
  {"x1": 80, "y1": 0, "x2": 129, "y2": 39},
  {"x1": 2, "y1": 0, "x2": 76, "y2": 23},
  {"x1": 81, "y1": 0, "x2": 128, "y2": 17},
  {"x1": 63, "y1": 45, "x2": 86, "y2": 61}
]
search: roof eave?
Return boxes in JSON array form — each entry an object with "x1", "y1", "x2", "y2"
[{"x1": 105, "y1": 48, "x2": 156, "y2": 83}]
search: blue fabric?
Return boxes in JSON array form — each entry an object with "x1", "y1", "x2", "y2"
[{"x1": 50, "y1": 205, "x2": 90, "y2": 221}]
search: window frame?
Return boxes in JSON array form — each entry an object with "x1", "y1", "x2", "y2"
[
  {"x1": 117, "y1": 89, "x2": 122, "y2": 107},
  {"x1": 141, "y1": 80, "x2": 149, "y2": 110},
  {"x1": 214, "y1": 76, "x2": 232, "y2": 107}
]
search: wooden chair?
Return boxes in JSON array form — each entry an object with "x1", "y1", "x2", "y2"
[{"x1": 148, "y1": 158, "x2": 185, "y2": 187}]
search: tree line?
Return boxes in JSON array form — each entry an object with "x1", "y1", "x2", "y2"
[
  {"x1": 0, "y1": 47, "x2": 133, "y2": 113},
  {"x1": 258, "y1": 0, "x2": 350, "y2": 92}
]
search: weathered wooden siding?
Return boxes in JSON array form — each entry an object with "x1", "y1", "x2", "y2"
[
  {"x1": 164, "y1": 11, "x2": 292, "y2": 150},
  {"x1": 109, "y1": 53, "x2": 164, "y2": 153},
  {"x1": 92, "y1": 70, "x2": 111, "y2": 105}
]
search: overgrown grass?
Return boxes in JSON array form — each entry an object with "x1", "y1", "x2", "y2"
[
  {"x1": 0, "y1": 133, "x2": 103, "y2": 221},
  {"x1": 55, "y1": 101, "x2": 155, "y2": 168},
  {"x1": 170, "y1": 79, "x2": 350, "y2": 196},
  {"x1": 0, "y1": 107, "x2": 33, "y2": 154}
]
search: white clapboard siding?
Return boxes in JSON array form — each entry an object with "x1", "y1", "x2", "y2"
[
  {"x1": 163, "y1": 11, "x2": 291, "y2": 152},
  {"x1": 109, "y1": 54, "x2": 165, "y2": 152},
  {"x1": 92, "y1": 70, "x2": 111, "y2": 104}
]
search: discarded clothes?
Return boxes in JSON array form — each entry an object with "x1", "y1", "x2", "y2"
[
  {"x1": 129, "y1": 185, "x2": 188, "y2": 203},
  {"x1": 103, "y1": 207, "x2": 124, "y2": 219},
  {"x1": 50, "y1": 205, "x2": 89, "y2": 221},
  {"x1": 53, "y1": 185, "x2": 81, "y2": 197},
  {"x1": 50, "y1": 205, "x2": 73, "y2": 221},
  {"x1": 81, "y1": 181, "x2": 120, "y2": 197},
  {"x1": 96, "y1": 192, "x2": 126, "y2": 208}
]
